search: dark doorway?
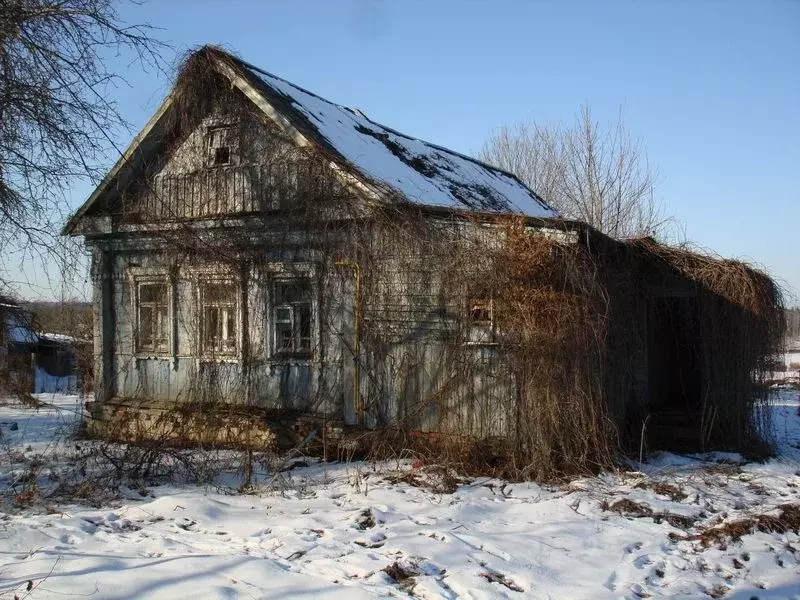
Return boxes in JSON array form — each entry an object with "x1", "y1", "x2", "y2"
[{"x1": 647, "y1": 296, "x2": 704, "y2": 450}]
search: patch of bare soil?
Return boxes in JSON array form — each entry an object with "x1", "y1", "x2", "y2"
[
  {"x1": 634, "y1": 481, "x2": 688, "y2": 502},
  {"x1": 479, "y1": 565, "x2": 524, "y2": 592},
  {"x1": 601, "y1": 498, "x2": 697, "y2": 530},
  {"x1": 384, "y1": 465, "x2": 464, "y2": 494},
  {"x1": 382, "y1": 561, "x2": 418, "y2": 592}
]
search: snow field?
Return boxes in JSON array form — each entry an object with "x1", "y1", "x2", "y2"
[{"x1": 0, "y1": 390, "x2": 798, "y2": 599}]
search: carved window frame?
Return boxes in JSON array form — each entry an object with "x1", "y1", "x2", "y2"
[
  {"x1": 127, "y1": 267, "x2": 174, "y2": 359},
  {"x1": 194, "y1": 271, "x2": 242, "y2": 361},
  {"x1": 271, "y1": 279, "x2": 313, "y2": 357},
  {"x1": 264, "y1": 262, "x2": 318, "y2": 362}
]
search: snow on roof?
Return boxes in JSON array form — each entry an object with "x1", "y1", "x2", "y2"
[
  {"x1": 38, "y1": 332, "x2": 78, "y2": 344},
  {"x1": 239, "y1": 62, "x2": 557, "y2": 218}
]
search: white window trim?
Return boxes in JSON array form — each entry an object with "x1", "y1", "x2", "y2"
[
  {"x1": 196, "y1": 274, "x2": 243, "y2": 361},
  {"x1": 127, "y1": 267, "x2": 174, "y2": 359},
  {"x1": 271, "y1": 279, "x2": 313, "y2": 357},
  {"x1": 263, "y1": 263, "x2": 318, "y2": 362}
]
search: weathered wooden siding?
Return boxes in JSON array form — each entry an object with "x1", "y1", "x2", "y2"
[{"x1": 84, "y1": 91, "x2": 526, "y2": 440}]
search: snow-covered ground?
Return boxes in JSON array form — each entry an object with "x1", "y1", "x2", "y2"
[
  {"x1": 786, "y1": 352, "x2": 800, "y2": 370},
  {"x1": 0, "y1": 391, "x2": 798, "y2": 599}
]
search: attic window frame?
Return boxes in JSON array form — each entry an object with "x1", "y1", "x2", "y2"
[{"x1": 206, "y1": 125, "x2": 236, "y2": 168}]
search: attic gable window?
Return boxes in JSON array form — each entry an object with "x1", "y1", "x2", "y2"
[
  {"x1": 207, "y1": 126, "x2": 235, "y2": 167},
  {"x1": 470, "y1": 299, "x2": 493, "y2": 325}
]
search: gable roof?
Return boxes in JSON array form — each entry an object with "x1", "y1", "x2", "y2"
[
  {"x1": 235, "y1": 59, "x2": 556, "y2": 217},
  {"x1": 65, "y1": 47, "x2": 556, "y2": 234}
]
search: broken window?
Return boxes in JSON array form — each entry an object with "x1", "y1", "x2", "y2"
[
  {"x1": 200, "y1": 280, "x2": 238, "y2": 356},
  {"x1": 272, "y1": 280, "x2": 312, "y2": 355},
  {"x1": 136, "y1": 281, "x2": 170, "y2": 354},
  {"x1": 207, "y1": 126, "x2": 235, "y2": 167},
  {"x1": 470, "y1": 299, "x2": 493, "y2": 325},
  {"x1": 467, "y1": 298, "x2": 495, "y2": 345}
]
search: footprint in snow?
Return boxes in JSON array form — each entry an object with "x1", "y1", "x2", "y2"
[
  {"x1": 355, "y1": 532, "x2": 386, "y2": 548},
  {"x1": 215, "y1": 585, "x2": 238, "y2": 599},
  {"x1": 634, "y1": 554, "x2": 653, "y2": 569},
  {"x1": 625, "y1": 542, "x2": 644, "y2": 554},
  {"x1": 604, "y1": 570, "x2": 619, "y2": 591}
]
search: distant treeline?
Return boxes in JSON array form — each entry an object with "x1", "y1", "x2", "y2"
[{"x1": 25, "y1": 301, "x2": 92, "y2": 340}]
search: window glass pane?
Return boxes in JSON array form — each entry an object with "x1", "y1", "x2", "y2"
[
  {"x1": 201, "y1": 281, "x2": 238, "y2": 355},
  {"x1": 298, "y1": 304, "x2": 311, "y2": 350},
  {"x1": 213, "y1": 146, "x2": 230, "y2": 165},
  {"x1": 272, "y1": 280, "x2": 312, "y2": 354},
  {"x1": 224, "y1": 307, "x2": 236, "y2": 350},
  {"x1": 470, "y1": 300, "x2": 492, "y2": 324},
  {"x1": 140, "y1": 306, "x2": 154, "y2": 347},
  {"x1": 275, "y1": 281, "x2": 310, "y2": 304},
  {"x1": 204, "y1": 306, "x2": 220, "y2": 348},
  {"x1": 275, "y1": 322, "x2": 293, "y2": 350},
  {"x1": 137, "y1": 281, "x2": 169, "y2": 353},
  {"x1": 140, "y1": 283, "x2": 167, "y2": 304},
  {"x1": 155, "y1": 306, "x2": 169, "y2": 349},
  {"x1": 275, "y1": 306, "x2": 292, "y2": 323}
]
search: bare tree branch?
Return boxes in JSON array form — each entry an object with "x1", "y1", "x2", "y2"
[
  {"x1": 481, "y1": 104, "x2": 669, "y2": 239},
  {"x1": 0, "y1": 0, "x2": 165, "y2": 296}
]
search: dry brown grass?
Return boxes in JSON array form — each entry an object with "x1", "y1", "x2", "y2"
[
  {"x1": 634, "y1": 481, "x2": 688, "y2": 502},
  {"x1": 668, "y1": 504, "x2": 800, "y2": 548}
]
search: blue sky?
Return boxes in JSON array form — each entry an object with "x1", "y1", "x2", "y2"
[{"x1": 26, "y1": 0, "x2": 800, "y2": 303}]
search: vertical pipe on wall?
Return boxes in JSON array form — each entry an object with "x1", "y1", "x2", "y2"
[{"x1": 335, "y1": 260, "x2": 361, "y2": 425}]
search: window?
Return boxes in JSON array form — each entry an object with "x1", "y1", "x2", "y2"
[
  {"x1": 200, "y1": 280, "x2": 238, "y2": 356},
  {"x1": 207, "y1": 126, "x2": 234, "y2": 167},
  {"x1": 467, "y1": 298, "x2": 495, "y2": 345},
  {"x1": 470, "y1": 299, "x2": 493, "y2": 325},
  {"x1": 272, "y1": 280, "x2": 312, "y2": 355},
  {"x1": 136, "y1": 281, "x2": 169, "y2": 354}
]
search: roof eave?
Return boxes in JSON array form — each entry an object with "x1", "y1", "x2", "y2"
[{"x1": 63, "y1": 94, "x2": 177, "y2": 236}]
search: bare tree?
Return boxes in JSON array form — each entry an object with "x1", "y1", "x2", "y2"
[
  {"x1": 481, "y1": 104, "x2": 666, "y2": 239},
  {"x1": 0, "y1": 0, "x2": 163, "y2": 292}
]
